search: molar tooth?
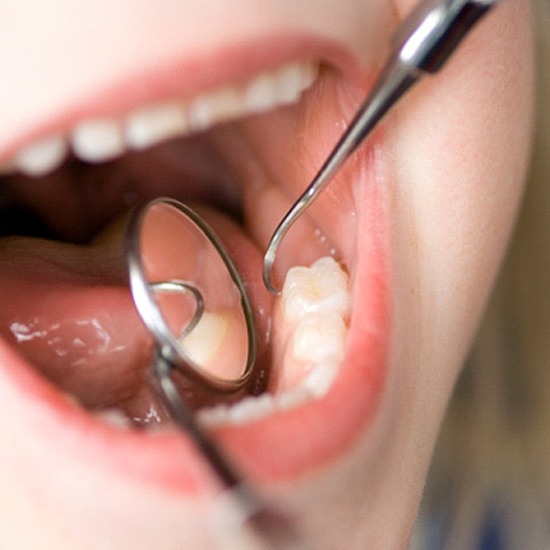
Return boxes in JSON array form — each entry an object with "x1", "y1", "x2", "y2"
[
  {"x1": 71, "y1": 119, "x2": 125, "y2": 163},
  {"x1": 302, "y1": 362, "x2": 338, "y2": 398},
  {"x1": 95, "y1": 408, "x2": 131, "y2": 429},
  {"x1": 179, "y1": 311, "x2": 229, "y2": 367},
  {"x1": 198, "y1": 404, "x2": 231, "y2": 426},
  {"x1": 282, "y1": 257, "x2": 350, "y2": 322},
  {"x1": 125, "y1": 102, "x2": 188, "y2": 150},
  {"x1": 277, "y1": 256, "x2": 350, "y2": 396},
  {"x1": 13, "y1": 134, "x2": 68, "y2": 177},
  {"x1": 275, "y1": 62, "x2": 315, "y2": 104},
  {"x1": 227, "y1": 394, "x2": 275, "y2": 424},
  {"x1": 187, "y1": 87, "x2": 242, "y2": 132},
  {"x1": 273, "y1": 387, "x2": 312, "y2": 410},
  {"x1": 291, "y1": 314, "x2": 346, "y2": 365}
]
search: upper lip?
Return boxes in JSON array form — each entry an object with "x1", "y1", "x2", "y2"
[
  {"x1": 0, "y1": 27, "x2": 388, "y2": 495},
  {"x1": 0, "y1": 31, "x2": 361, "y2": 162}
]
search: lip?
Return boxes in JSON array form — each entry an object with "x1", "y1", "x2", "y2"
[{"x1": 0, "y1": 28, "x2": 389, "y2": 495}]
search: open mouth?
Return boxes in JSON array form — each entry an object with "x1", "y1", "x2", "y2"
[{"x1": 0, "y1": 29, "x2": 389, "y2": 536}]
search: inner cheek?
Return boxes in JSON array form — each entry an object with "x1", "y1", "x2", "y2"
[{"x1": 225, "y1": 66, "x2": 376, "y2": 277}]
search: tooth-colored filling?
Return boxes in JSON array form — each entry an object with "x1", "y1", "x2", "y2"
[{"x1": 6, "y1": 60, "x2": 318, "y2": 177}]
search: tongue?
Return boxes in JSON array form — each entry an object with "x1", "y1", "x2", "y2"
[
  {"x1": 0, "y1": 208, "x2": 273, "y2": 422},
  {"x1": 0, "y1": 236, "x2": 159, "y2": 420}
]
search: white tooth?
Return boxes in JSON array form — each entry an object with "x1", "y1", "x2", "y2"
[
  {"x1": 188, "y1": 62, "x2": 317, "y2": 132},
  {"x1": 194, "y1": 256, "x2": 350, "y2": 427},
  {"x1": 197, "y1": 259, "x2": 348, "y2": 426},
  {"x1": 201, "y1": 253, "x2": 350, "y2": 427},
  {"x1": 95, "y1": 409, "x2": 131, "y2": 429},
  {"x1": 199, "y1": 394, "x2": 276, "y2": 427},
  {"x1": 243, "y1": 71, "x2": 279, "y2": 113},
  {"x1": 277, "y1": 256, "x2": 350, "y2": 397},
  {"x1": 179, "y1": 311, "x2": 229, "y2": 366},
  {"x1": 273, "y1": 387, "x2": 312, "y2": 410},
  {"x1": 227, "y1": 394, "x2": 275, "y2": 424},
  {"x1": 125, "y1": 102, "x2": 188, "y2": 150},
  {"x1": 9, "y1": 61, "x2": 318, "y2": 177},
  {"x1": 198, "y1": 404, "x2": 231, "y2": 426},
  {"x1": 188, "y1": 87, "x2": 242, "y2": 132},
  {"x1": 244, "y1": 61, "x2": 318, "y2": 113},
  {"x1": 302, "y1": 362, "x2": 338, "y2": 397},
  {"x1": 282, "y1": 257, "x2": 350, "y2": 323},
  {"x1": 275, "y1": 62, "x2": 315, "y2": 104},
  {"x1": 199, "y1": 387, "x2": 314, "y2": 428},
  {"x1": 291, "y1": 314, "x2": 346, "y2": 365},
  {"x1": 71, "y1": 119, "x2": 125, "y2": 163},
  {"x1": 13, "y1": 134, "x2": 68, "y2": 177}
]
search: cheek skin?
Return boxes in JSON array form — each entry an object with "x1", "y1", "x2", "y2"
[{"x1": 387, "y1": 0, "x2": 533, "y2": 498}]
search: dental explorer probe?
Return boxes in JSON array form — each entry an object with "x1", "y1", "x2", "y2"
[{"x1": 263, "y1": 0, "x2": 500, "y2": 294}]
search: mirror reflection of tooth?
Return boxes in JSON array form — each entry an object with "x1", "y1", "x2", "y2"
[
  {"x1": 179, "y1": 311, "x2": 228, "y2": 364},
  {"x1": 127, "y1": 199, "x2": 256, "y2": 394},
  {"x1": 179, "y1": 310, "x2": 247, "y2": 380}
]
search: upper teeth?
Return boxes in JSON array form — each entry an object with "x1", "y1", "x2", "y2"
[{"x1": 6, "y1": 61, "x2": 318, "y2": 177}]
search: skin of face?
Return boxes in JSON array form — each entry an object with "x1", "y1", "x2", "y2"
[{"x1": 0, "y1": 0, "x2": 534, "y2": 548}]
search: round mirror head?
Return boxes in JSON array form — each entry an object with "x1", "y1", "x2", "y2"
[{"x1": 126, "y1": 198, "x2": 256, "y2": 393}]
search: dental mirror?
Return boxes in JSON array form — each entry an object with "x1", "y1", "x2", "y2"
[
  {"x1": 125, "y1": 197, "x2": 256, "y2": 394},
  {"x1": 125, "y1": 198, "x2": 299, "y2": 548}
]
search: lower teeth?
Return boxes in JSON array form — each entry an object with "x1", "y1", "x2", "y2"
[
  {"x1": 198, "y1": 256, "x2": 350, "y2": 427},
  {"x1": 1, "y1": 198, "x2": 349, "y2": 430},
  {"x1": 94, "y1": 256, "x2": 350, "y2": 430},
  {"x1": 96, "y1": 408, "x2": 132, "y2": 429}
]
